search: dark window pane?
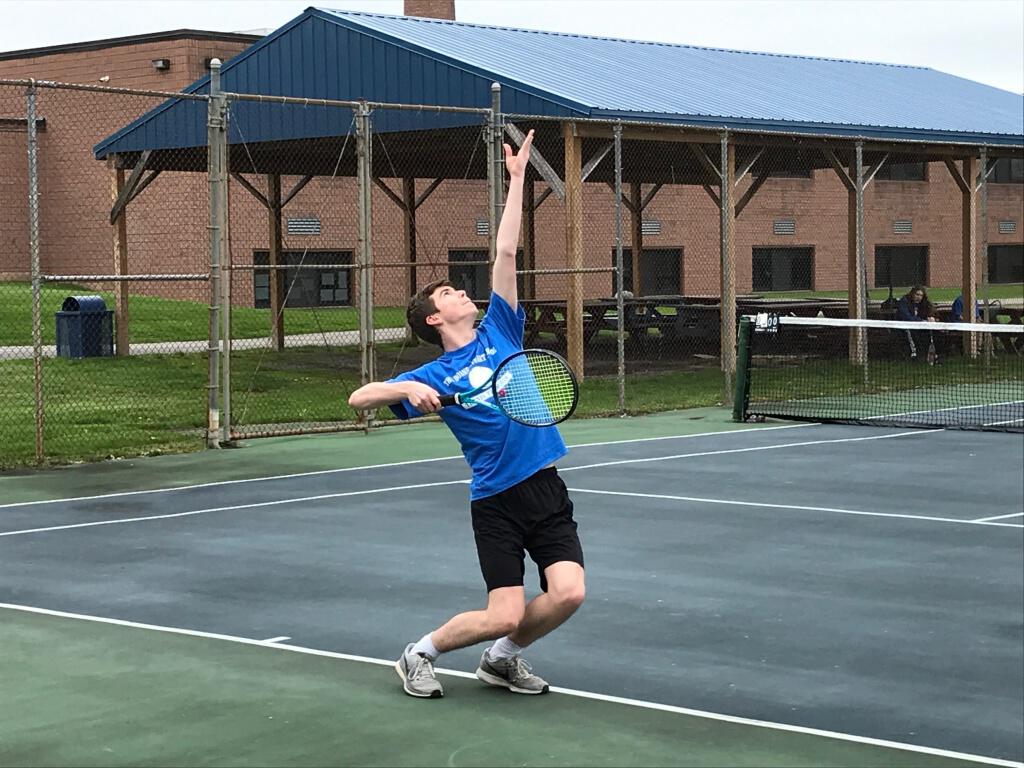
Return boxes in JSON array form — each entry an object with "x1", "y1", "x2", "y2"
[
  {"x1": 751, "y1": 247, "x2": 813, "y2": 291},
  {"x1": 988, "y1": 244, "x2": 1024, "y2": 283},
  {"x1": 611, "y1": 248, "x2": 682, "y2": 295},
  {"x1": 992, "y1": 158, "x2": 1024, "y2": 184},
  {"x1": 875, "y1": 162, "x2": 927, "y2": 181},
  {"x1": 252, "y1": 250, "x2": 352, "y2": 307},
  {"x1": 874, "y1": 246, "x2": 928, "y2": 287}
]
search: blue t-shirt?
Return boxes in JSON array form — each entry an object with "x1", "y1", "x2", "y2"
[{"x1": 387, "y1": 293, "x2": 568, "y2": 500}]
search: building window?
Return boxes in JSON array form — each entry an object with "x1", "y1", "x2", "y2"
[
  {"x1": 874, "y1": 245, "x2": 928, "y2": 287},
  {"x1": 874, "y1": 162, "x2": 927, "y2": 181},
  {"x1": 253, "y1": 250, "x2": 352, "y2": 308},
  {"x1": 751, "y1": 247, "x2": 813, "y2": 292},
  {"x1": 448, "y1": 249, "x2": 525, "y2": 298},
  {"x1": 988, "y1": 244, "x2": 1023, "y2": 283},
  {"x1": 611, "y1": 248, "x2": 683, "y2": 296},
  {"x1": 991, "y1": 158, "x2": 1024, "y2": 184}
]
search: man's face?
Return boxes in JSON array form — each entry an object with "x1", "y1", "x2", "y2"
[{"x1": 428, "y1": 284, "x2": 477, "y2": 328}]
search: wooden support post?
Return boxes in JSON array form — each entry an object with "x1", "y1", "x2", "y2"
[
  {"x1": 720, "y1": 138, "x2": 736, "y2": 400},
  {"x1": 523, "y1": 179, "x2": 536, "y2": 300},
  {"x1": 109, "y1": 158, "x2": 130, "y2": 356},
  {"x1": 267, "y1": 174, "x2": 285, "y2": 352},
  {"x1": 630, "y1": 183, "x2": 642, "y2": 294},
  {"x1": 961, "y1": 155, "x2": 978, "y2": 356},
  {"x1": 403, "y1": 177, "x2": 417, "y2": 297},
  {"x1": 563, "y1": 122, "x2": 584, "y2": 380}
]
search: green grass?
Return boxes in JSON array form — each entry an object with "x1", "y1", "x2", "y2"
[
  {"x1": 0, "y1": 282, "x2": 406, "y2": 346},
  {"x1": 0, "y1": 346, "x2": 726, "y2": 468}
]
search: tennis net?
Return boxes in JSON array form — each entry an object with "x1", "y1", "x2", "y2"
[{"x1": 734, "y1": 315, "x2": 1024, "y2": 432}]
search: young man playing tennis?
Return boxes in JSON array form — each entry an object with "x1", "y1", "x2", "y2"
[{"x1": 348, "y1": 129, "x2": 585, "y2": 698}]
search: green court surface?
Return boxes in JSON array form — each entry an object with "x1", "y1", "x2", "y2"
[{"x1": 0, "y1": 608, "x2": 984, "y2": 768}]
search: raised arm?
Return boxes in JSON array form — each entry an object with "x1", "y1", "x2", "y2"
[
  {"x1": 492, "y1": 129, "x2": 533, "y2": 311},
  {"x1": 348, "y1": 380, "x2": 441, "y2": 413}
]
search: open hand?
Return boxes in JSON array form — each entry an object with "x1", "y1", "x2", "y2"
[{"x1": 504, "y1": 129, "x2": 533, "y2": 178}]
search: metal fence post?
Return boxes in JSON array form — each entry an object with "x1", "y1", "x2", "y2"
[
  {"x1": 356, "y1": 101, "x2": 375, "y2": 425},
  {"x1": 206, "y1": 60, "x2": 226, "y2": 448},
  {"x1": 490, "y1": 83, "x2": 504, "y2": 265},
  {"x1": 27, "y1": 81, "x2": 44, "y2": 463},
  {"x1": 719, "y1": 131, "x2": 736, "y2": 402},
  {"x1": 613, "y1": 121, "x2": 625, "y2": 416},
  {"x1": 979, "y1": 145, "x2": 991, "y2": 360}
]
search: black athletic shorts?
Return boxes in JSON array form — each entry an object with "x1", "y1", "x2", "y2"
[{"x1": 470, "y1": 466, "x2": 584, "y2": 593}]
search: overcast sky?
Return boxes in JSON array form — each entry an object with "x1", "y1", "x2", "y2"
[{"x1": 1, "y1": 0, "x2": 1021, "y2": 93}]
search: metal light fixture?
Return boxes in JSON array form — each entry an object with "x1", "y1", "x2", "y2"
[{"x1": 151, "y1": 58, "x2": 171, "y2": 72}]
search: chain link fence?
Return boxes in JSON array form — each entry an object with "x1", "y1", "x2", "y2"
[{"x1": 1, "y1": 76, "x2": 1020, "y2": 468}]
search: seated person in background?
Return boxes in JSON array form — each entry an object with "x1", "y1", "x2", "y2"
[
  {"x1": 895, "y1": 285, "x2": 939, "y2": 362},
  {"x1": 950, "y1": 295, "x2": 984, "y2": 322}
]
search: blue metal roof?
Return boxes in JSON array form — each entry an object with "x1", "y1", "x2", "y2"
[{"x1": 96, "y1": 7, "x2": 1024, "y2": 158}]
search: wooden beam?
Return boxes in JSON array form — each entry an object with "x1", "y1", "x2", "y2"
[
  {"x1": 523, "y1": 180, "x2": 537, "y2": 300},
  {"x1": 108, "y1": 158, "x2": 130, "y2": 356},
  {"x1": 720, "y1": 139, "x2": 736, "y2": 399},
  {"x1": 281, "y1": 174, "x2": 314, "y2": 208},
  {"x1": 573, "y1": 122, "x2": 721, "y2": 145},
  {"x1": 563, "y1": 122, "x2": 585, "y2": 379},
  {"x1": 826, "y1": 148, "x2": 855, "y2": 192},
  {"x1": 534, "y1": 186, "x2": 554, "y2": 210},
  {"x1": 582, "y1": 142, "x2": 613, "y2": 180},
  {"x1": 373, "y1": 177, "x2": 407, "y2": 210},
  {"x1": 734, "y1": 172, "x2": 769, "y2": 218},
  {"x1": 125, "y1": 170, "x2": 161, "y2": 208},
  {"x1": 230, "y1": 172, "x2": 269, "y2": 209},
  {"x1": 702, "y1": 185, "x2": 720, "y2": 208},
  {"x1": 631, "y1": 183, "x2": 642, "y2": 294},
  {"x1": 109, "y1": 149, "x2": 151, "y2": 224},
  {"x1": 267, "y1": 174, "x2": 285, "y2": 352},
  {"x1": 415, "y1": 178, "x2": 444, "y2": 209},
  {"x1": 861, "y1": 153, "x2": 888, "y2": 188},
  {"x1": 734, "y1": 148, "x2": 763, "y2": 186},
  {"x1": 689, "y1": 144, "x2": 722, "y2": 185},
  {"x1": 403, "y1": 178, "x2": 417, "y2": 298},
  {"x1": 944, "y1": 158, "x2": 970, "y2": 194},
  {"x1": 507, "y1": 122, "x2": 565, "y2": 201},
  {"x1": 607, "y1": 182, "x2": 636, "y2": 214},
  {"x1": 641, "y1": 183, "x2": 663, "y2": 210},
  {"x1": 961, "y1": 155, "x2": 978, "y2": 356}
]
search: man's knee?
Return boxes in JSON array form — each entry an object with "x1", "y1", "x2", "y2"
[
  {"x1": 547, "y1": 567, "x2": 585, "y2": 611},
  {"x1": 487, "y1": 608, "x2": 524, "y2": 637}
]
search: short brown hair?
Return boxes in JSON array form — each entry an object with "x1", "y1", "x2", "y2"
[{"x1": 406, "y1": 279, "x2": 454, "y2": 348}]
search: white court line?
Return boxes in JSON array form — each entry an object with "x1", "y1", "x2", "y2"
[
  {"x1": 0, "y1": 430, "x2": 925, "y2": 538},
  {"x1": 1, "y1": 602, "x2": 1019, "y2": 768},
  {"x1": 973, "y1": 512, "x2": 1024, "y2": 523},
  {"x1": 262, "y1": 636, "x2": 291, "y2": 644},
  {"x1": 864, "y1": 400, "x2": 1024, "y2": 423},
  {"x1": 0, "y1": 480, "x2": 468, "y2": 537},
  {"x1": 568, "y1": 488, "x2": 1024, "y2": 529},
  {"x1": 560, "y1": 429, "x2": 935, "y2": 473},
  {"x1": 984, "y1": 418, "x2": 1024, "y2": 427},
  {"x1": 0, "y1": 423, "x2": 814, "y2": 511}
]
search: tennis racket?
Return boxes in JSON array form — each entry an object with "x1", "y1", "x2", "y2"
[{"x1": 438, "y1": 349, "x2": 578, "y2": 427}]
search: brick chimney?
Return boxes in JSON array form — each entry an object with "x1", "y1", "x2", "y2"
[{"x1": 404, "y1": 0, "x2": 455, "y2": 20}]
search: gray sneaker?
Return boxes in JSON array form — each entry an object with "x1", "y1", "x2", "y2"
[
  {"x1": 395, "y1": 643, "x2": 444, "y2": 698},
  {"x1": 476, "y1": 651, "x2": 549, "y2": 694}
]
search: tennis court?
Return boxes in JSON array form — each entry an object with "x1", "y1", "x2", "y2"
[{"x1": 1, "y1": 409, "x2": 1022, "y2": 767}]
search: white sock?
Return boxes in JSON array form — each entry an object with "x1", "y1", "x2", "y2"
[
  {"x1": 486, "y1": 636, "x2": 523, "y2": 660},
  {"x1": 411, "y1": 632, "x2": 440, "y2": 660}
]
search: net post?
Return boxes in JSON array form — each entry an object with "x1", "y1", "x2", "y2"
[
  {"x1": 613, "y1": 121, "x2": 625, "y2": 416},
  {"x1": 732, "y1": 316, "x2": 753, "y2": 422}
]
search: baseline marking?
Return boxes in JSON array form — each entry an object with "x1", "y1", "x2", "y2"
[
  {"x1": 0, "y1": 480, "x2": 468, "y2": 537},
  {"x1": 568, "y1": 487, "x2": 1024, "y2": 529},
  {"x1": 973, "y1": 512, "x2": 1024, "y2": 523},
  {"x1": 1, "y1": 602, "x2": 1019, "y2": 768}
]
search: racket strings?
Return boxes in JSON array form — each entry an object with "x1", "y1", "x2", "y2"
[{"x1": 496, "y1": 351, "x2": 576, "y2": 426}]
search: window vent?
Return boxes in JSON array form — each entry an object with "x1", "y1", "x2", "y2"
[
  {"x1": 286, "y1": 217, "x2": 321, "y2": 236},
  {"x1": 641, "y1": 219, "x2": 661, "y2": 236},
  {"x1": 475, "y1": 219, "x2": 489, "y2": 236},
  {"x1": 998, "y1": 220, "x2": 1017, "y2": 234},
  {"x1": 772, "y1": 218, "x2": 796, "y2": 236},
  {"x1": 893, "y1": 220, "x2": 913, "y2": 234}
]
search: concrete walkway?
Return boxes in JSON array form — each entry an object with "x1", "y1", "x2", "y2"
[{"x1": 0, "y1": 328, "x2": 407, "y2": 360}]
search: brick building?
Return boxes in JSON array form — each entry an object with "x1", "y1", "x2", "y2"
[{"x1": 0, "y1": 2, "x2": 1020, "y2": 313}]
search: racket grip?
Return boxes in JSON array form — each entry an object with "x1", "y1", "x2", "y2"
[{"x1": 438, "y1": 394, "x2": 458, "y2": 408}]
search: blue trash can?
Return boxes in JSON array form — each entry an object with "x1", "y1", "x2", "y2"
[{"x1": 56, "y1": 295, "x2": 114, "y2": 359}]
